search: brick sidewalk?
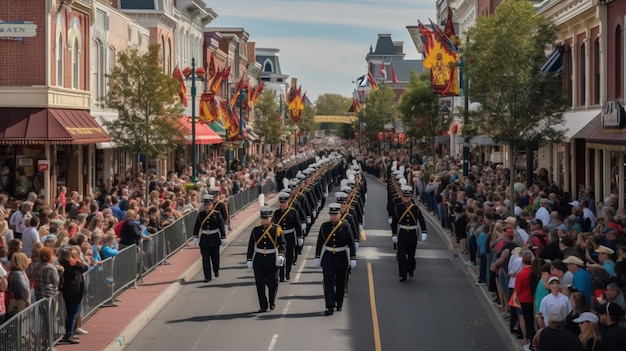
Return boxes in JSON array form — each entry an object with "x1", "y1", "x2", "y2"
[{"x1": 54, "y1": 193, "x2": 277, "y2": 351}]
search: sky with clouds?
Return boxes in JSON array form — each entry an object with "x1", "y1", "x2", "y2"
[{"x1": 210, "y1": 0, "x2": 438, "y2": 103}]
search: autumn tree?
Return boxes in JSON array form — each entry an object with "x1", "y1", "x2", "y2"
[
  {"x1": 104, "y1": 44, "x2": 185, "y2": 176},
  {"x1": 397, "y1": 71, "x2": 442, "y2": 157},
  {"x1": 463, "y1": 0, "x2": 568, "y2": 209},
  {"x1": 314, "y1": 93, "x2": 352, "y2": 136}
]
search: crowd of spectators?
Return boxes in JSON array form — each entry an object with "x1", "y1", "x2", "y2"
[
  {"x1": 360, "y1": 147, "x2": 626, "y2": 351},
  {"x1": 0, "y1": 148, "x2": 297, "y2": 343}
]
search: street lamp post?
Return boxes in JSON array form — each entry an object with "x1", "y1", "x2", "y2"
[{"x1": 183, "y1": 58, "x2": 205, "y2": 183}]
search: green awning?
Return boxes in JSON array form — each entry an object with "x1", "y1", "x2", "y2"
[{"x1": 209, "y1": 121, "x2": 226, "y2": 136}]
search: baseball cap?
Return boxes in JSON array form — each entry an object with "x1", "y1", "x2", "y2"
[
  {"x1": 556, "y1": 223, "x2": 569, "y2": 232},
  {"x1": 594, "y1": 302, "x2": 625, "y2": 318},
  {"x1": 569, "y1": 200, "x2": 580, "y2": 207},
  {"x1": 530, "y1": 218, "x2": 543, "y2": 226},
  {"x1": 547, "y1": 276, "x2": 560, "y2": 284},
  {"x1": 573, "y1": 312, "x2": 599, "y2": 324}
]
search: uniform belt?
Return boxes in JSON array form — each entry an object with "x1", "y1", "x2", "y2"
[
  {"x1": 398, "y1": 225, "x2": 418, "y2": 230},
  {"x1": 283, "y1": 228, "x2": 295, "y2": 234},
  {"x1": 255, "y1": 248, "x2": 276, "y2": 254},
  {"x1": 201, "y1": 229, "x2": 220, "y2": 235},
  {"x1": 322, "y1": 245, "x2": 347, "y2": 253}
]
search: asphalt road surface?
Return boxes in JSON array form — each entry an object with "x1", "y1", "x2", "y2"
[{"x1": 125, "y1": 174, "x2": 516, "y2": 351}]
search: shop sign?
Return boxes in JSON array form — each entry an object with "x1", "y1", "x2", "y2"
[
  {"x1": 601, "y1": 101, "x2": 626, "y2": 128},
  {"x1": 0, "y1": 21, "x2": 37, "y2": 38},
  {"x1": 37, "y1": 160, "x2": 49, "y2": 172}
]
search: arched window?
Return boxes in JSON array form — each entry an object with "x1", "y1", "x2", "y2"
[
  {"x1": 71, "y1": 37, "x2": 80, "y2": 89},
  {"x1": 263, "y1": 59, "x2": 273, "y2": 73},
  {"x1": 168, "y1": 38, "x2": 172, "y2": 74},
  {"x1": 56, "y1": 32, "x2": 64, "y2": 86},
  {"x1": 616, "y1": 26, "x2": 623, "y2": 98},
  {"x1": 92, "y1": 39, "x2": 105, "y2": 102},
  {"x1": 594, "y1": 38, "x2": 600, "y2": 105},
  {"x1": 161, "y1": 36, "x2": 166, "y2": 72},
  {"x1": 580, "y1": 43, "x2": 585, "y2": 106}
]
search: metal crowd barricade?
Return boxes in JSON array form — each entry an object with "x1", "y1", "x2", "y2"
[
  {"x1": 82, "y1": 257, "x2": 115, "y2": 319},
  {"x1": 0, "y1": 298, "x2": 51, "y2": 351},
  {"x1": 0, "y1": 196, "x2": 276, "y2": 348},
  {"x1": 112, "y1": 245, "x2": 141, "y2": 296}
]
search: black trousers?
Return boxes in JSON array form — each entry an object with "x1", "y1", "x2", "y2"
[
  {"x1": 321, "y1": 252, "x2": 349, "y2": 309},
  {"x1": 253, "y1": 256, "x2": 279, "y2": 310},
  {"x1": 200, "y1": 246, "x2": 220, "y2": 280},
  {"x1": 397, "y1": 229, "x2": 417, "y2": 278},
  {"x1": 280, "y1": 231, "x2": 297, "y2": 280}
]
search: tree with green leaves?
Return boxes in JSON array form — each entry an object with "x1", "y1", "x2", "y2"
[
  {"x1": 253, "y1": 89, "x2": 283, "y2": 144},
  {"x1": 397, "y1": 71, "x2": 443, "y2": 157},
  {"x1": 463, "y1": 0, "x2": 568, "y2": 209},
  {"x1": 362, "y1": 84, "x2": 398, "y2": 147},
  {"x1": 313, "y1": 93, "x2": 352, "y2": 136},
  {"x1": 104, "y1": 44, "x2": 185, "y2": 176}
]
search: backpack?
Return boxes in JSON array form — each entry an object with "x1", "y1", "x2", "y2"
[{"x1": 528, "y1": 231, "x2": 548, "y2": 256}]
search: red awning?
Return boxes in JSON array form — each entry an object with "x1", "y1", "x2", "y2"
[
  {"x1": 179, "y1": 117, "x2": 223, "y2": 145},
  {"x1": 0, "y1": 108, "x2": 110, "y2": 144}
]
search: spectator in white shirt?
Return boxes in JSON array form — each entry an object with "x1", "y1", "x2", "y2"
[{"x1": 535, "y1": 198, "x2": 551, "y2": 230}]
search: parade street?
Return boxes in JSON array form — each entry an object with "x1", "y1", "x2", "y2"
[{"x1": 124, "y1": 175, "x2": 515, "y2": 351}]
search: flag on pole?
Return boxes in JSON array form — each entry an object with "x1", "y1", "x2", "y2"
[
  {"x1": 208, "y1": 51, "x2": 216, "y2": 78},
  {"x1": 172, "y1": 65, "x2": 188, "y2": 107},
  {"x1": 391, "y1": 64, "x2": 399, "y2": 84},
  {"x1": 380, "y1": 60, "x2": 386, "y2": 79},
  {"x1": 367, "y1": 71, "x2": 378, "y2": 91},
  {"x1": 253, "y1": 81, "x2": 265, "y2": 103}
]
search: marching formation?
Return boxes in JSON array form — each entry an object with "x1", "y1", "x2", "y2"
[
  {"x1": 386, "y1": 162, "x2": 428, "y2": 281},
  {"x1": 241, "y1": 151, "x2": 368, "y2": 315}
]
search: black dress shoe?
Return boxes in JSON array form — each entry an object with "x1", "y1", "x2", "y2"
[
  {"x1": 400, "y1": 277, "x2": 407, "y2": 282},
  {"x1": 336, "y1": 304, "x2": 342, "y2": 311},
  {"x1": 286, "y1": 273, "x2": 290, "y2": 281},
  {"x1": 408, "y1": 272, "x2": 414, "y2": 278},
  {"x1": 204, "y1": 279, "x2": 210, "y2": 283},
  {"x1": 256, "y1": 309, "x2": 267, "y2": 313},
  {"x1": 214, "y1": 272, "x2": 219, "y2": 278},
  {"x1": 270, "y1": 304, "x2": 275, "y2": 310},
  {"x1": 324, "y1": 308, "x2": 334, "y2": 316}
]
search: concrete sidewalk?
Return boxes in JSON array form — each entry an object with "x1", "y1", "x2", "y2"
[{"x1": 54, "y1": 193, "x2": 278, "y2": 351}]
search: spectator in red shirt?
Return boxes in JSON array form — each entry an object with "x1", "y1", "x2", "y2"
[{"x1": 514, "y1": 249, "x2": 536, "y2": 351}]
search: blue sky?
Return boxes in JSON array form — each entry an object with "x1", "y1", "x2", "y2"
[{"x1": 210, "y1": 0, "x2": 438, "y2": 103}]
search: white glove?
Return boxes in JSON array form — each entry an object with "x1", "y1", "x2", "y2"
[
  {"x1": 324, "y1": 192, "x2": 328, "y2": 197},
  {"x1": 276, "y1": 255, "x2": 284, "y2": 266},
  {"x1": 301, "y1": 223, "x2": 307, "y2": 231},
  {"x1": 314, "y1": 258, "x2": 321, "y2": 268},
  {"x1": 297, "y1": 238, "x2": 304, "y2": 246},
  {"x1": 350, "y1": 260, "x2": 357, "y2": 269},
  {"x1": 313, "y1": 210, "x2": 317, "y2": 217},
  {"x1": 224, "y1": 225, "x2": 228, "y2": 233},
  {"x1": 221, "y1": 239, "x2": 228, "y2": 246},
  {"x1": 306, "y1": 216, "x2": 311, "y2": 224},
  {"x1": 421, "y1": 232, "x2": 428, "y2": 241},
  {"x1": 192, "y1": 237, "x2": 199, "y2": 246},
  {"x1": 354, "y1": 241, "x2": 359, "y2": 250},
  {"x1": 387, "y1": 218, "x2": 393, "y2": 224},
  {"x1": 358, "y1": 224, "x2": 363, "y2": 234},
  {"x1": 392, "y1": 236, "x2": 398, "y2": 244},
  {"x1": 247, "y1": 261, "x2": 253, "y2": 270}
]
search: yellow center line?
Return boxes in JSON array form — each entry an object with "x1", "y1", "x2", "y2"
[{"x1": 368, "y1": 262, "x2": 382, "y2": 351}]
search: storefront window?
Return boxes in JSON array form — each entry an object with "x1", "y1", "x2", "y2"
[{"x1": 0, "y1": 145, "x2": 45, "y2": 200}]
